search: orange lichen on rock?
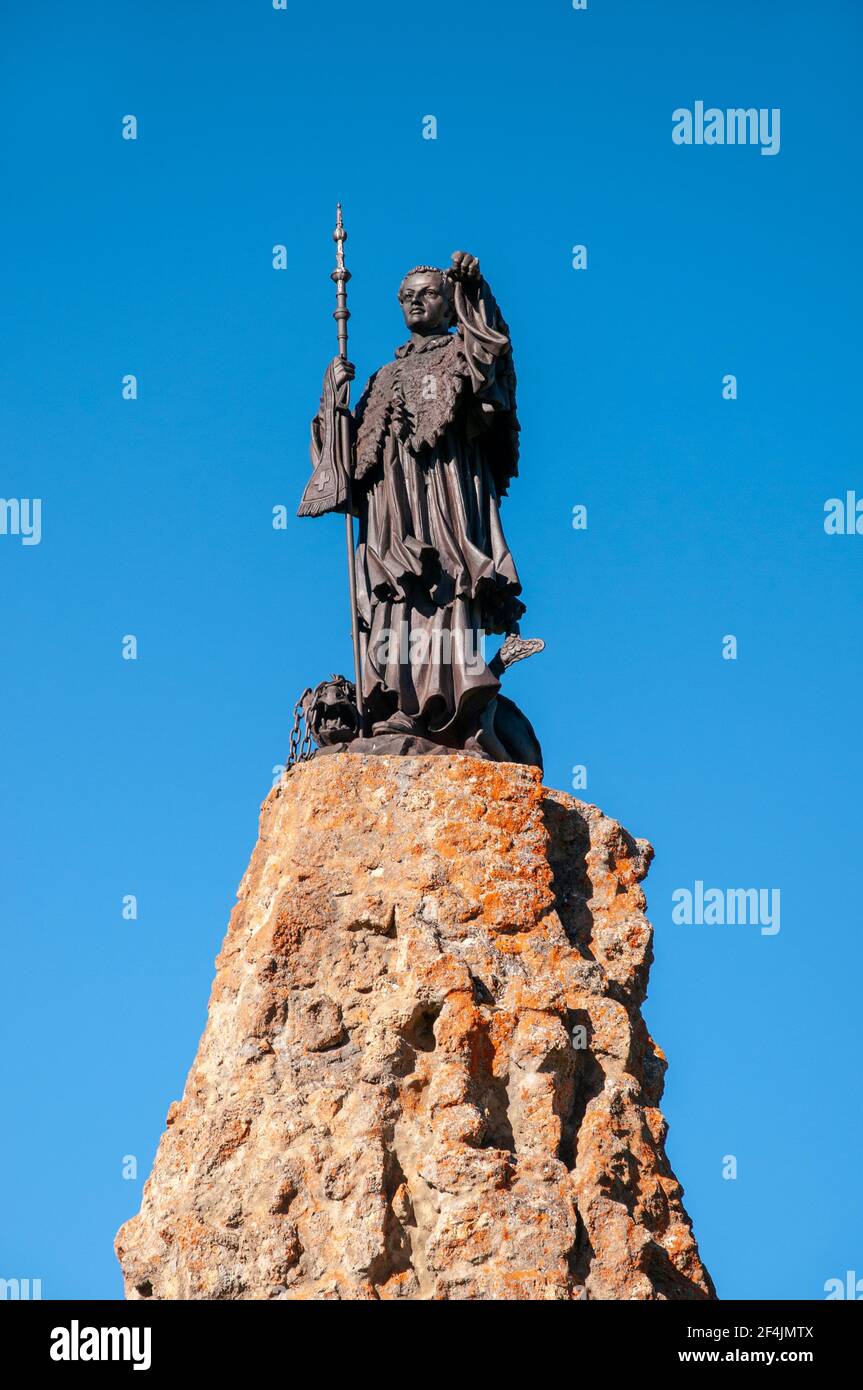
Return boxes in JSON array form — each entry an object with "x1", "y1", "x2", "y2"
[{"x1": 115, "y1": 754, "x2": 714, "y2": 1301}]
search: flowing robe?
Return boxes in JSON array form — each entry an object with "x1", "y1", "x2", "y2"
[{"x1": 300, "y1": 277, "x2": 524, "y2": 745}]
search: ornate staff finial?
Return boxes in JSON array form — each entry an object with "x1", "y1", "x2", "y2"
[{"x1": 331, "y1": 204, "x2": 351, "y2": 361}]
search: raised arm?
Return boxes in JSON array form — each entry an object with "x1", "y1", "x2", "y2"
[
  {"x1": 447, "y1": 252, "x2": 514, "y2": 397},
  {"x1": 448, "y1": 252, "x2": 520, "y2": 495}
]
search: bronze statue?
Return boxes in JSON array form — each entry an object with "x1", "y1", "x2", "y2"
[{"x1": 298, "y1": 210, "x2": 543, "y2": 770}]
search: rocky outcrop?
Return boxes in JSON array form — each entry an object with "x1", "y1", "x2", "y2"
[{"x1": 115, "y1": 755, "x2": 714, "y2": 1300}]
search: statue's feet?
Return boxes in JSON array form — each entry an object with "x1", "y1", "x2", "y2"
[{"x1": 371, "y1": 711, "x2": 423, "y2": 738}]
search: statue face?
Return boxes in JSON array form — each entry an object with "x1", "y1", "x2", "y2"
[{"x1": 398, "y1": 272, "x2": 451, "y2": 334}]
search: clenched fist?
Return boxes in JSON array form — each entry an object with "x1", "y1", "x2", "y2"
[
  {"x1": 331, "y1": 356, "x2": 355, "y2": 389},
  {"x1": 449, "y1": 251, "x2": 481, "y2": 284}
]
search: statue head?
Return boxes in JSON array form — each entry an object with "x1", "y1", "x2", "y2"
[{"x1": 398, "y1": 266, "x2": 454, "y2": 335}]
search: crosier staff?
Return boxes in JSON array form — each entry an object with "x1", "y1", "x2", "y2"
[{"x1": 331, "y1": 204, "x2": 366, "y2": 734}]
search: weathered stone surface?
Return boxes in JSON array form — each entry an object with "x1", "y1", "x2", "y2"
[{"x1": 116, "y1": 755, "x2": 714, "y2": 1301}]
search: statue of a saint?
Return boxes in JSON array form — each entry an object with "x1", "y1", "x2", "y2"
[{"x1": 299, "y1": 250, "x2": 542, "y2": 768}]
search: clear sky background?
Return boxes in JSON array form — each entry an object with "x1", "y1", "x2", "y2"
[{"x1": 1, "y1": 0, "x2": 861, "y2": 1301}]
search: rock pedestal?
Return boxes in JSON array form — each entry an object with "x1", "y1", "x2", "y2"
[{"x1": 116, "y1": 755, "x2": 715, "y2": 1301}]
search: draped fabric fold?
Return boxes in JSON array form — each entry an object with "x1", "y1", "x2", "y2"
[{"x1": 297, "y1": 361, "x2": 353, "y2": 517}]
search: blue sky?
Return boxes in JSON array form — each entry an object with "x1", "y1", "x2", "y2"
[{"x1": 1, "y1": 0, "x2": 861, "y2": 1300}]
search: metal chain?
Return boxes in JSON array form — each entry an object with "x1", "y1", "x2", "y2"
[{"x1": 286, "y1": 688, "x2": 314, "y2": 770}]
